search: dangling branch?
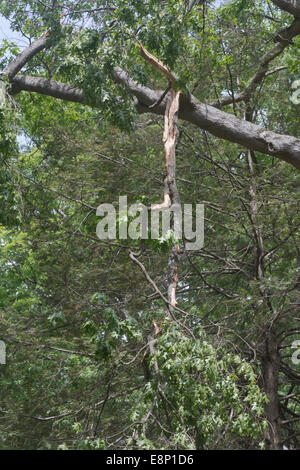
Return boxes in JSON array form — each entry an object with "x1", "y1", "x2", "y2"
[
  {"x1": 137, "y1": 43, "x2": 182, "y2": 313},
  {"x1": 163, "y1": 88, "x2": 181, "y2": 313}
]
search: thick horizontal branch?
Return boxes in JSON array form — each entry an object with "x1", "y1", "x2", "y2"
[
  {"x1": 271, "y1": 0, "x2": 300, "y2": 17},
  {"x1": 115, "y1": 71, "x2": 300, "y2": 169},
  {"x1": 11, "y1": 74, "x2": 85, "y2": 103},
  {"x1": 178, "y1": 96, "x2": 300, "y2": 169},
  {"x1": 11, "y1": 70, "x2": 300, "y2": 169},
  {"x1": 4, "y1": 30, "x2": 299, "y2": 170}
]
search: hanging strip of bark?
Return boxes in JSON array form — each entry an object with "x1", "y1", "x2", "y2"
[
  {"x1": 151, "y1": 89, "x2": 181, "y2": 210},
  {"x1": 163, "y1": 89, "x2": 181, "y2": 313},
  {"x1": 164, "y1": 88, "x2": 181, "y2": 205},
  {"x1": 138, "y1": 44, "x2": 182, "y2": 313}
]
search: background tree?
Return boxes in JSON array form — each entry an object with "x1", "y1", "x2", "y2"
[{"x1": 0, "y1": 0, "x2": 299, "y2": 450}]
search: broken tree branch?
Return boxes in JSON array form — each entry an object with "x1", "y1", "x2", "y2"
[{"x1": 3, "y1": 28, "x2": 300, "y2": 169}]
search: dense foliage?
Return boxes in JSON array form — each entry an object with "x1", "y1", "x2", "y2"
[{"x1": 0, "y1": 0, "x2": 299, "y2": 450}]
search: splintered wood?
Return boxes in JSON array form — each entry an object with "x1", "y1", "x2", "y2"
[
  {"x1": 164, "y1": 89, "x2": 181, "y2": 314},
  {"x1": 151, "y1": 88, "x2": 181, "y2": 210},
  {"x1": 139, "y1": 43, "x2": 181, "y2": 313},
  {"x1": 164, "y1": 88, "x2": 181, "y2": 206},
  {"x1": 139, "y1": 43, "x2": 176, "y2": 84}
]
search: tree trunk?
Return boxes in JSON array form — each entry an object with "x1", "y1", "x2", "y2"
[{"x1": 261, "y1": 329, "x2": 282, "y2": 450}]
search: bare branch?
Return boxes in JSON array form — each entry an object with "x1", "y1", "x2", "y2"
[
  {"x1": 210, "y1": 18, "x2": 300, "y2": 108},
  {"x1": 3, "y1": 36, "x2": 48, "y2": 79},
  {"x1": 265, "y1": 65, "x2": 288, "y2": 75},
  {"x1": 10, "y1": 72, "x2": 300, "y2": 169}
]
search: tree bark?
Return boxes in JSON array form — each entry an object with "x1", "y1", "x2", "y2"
[
  {"x1": 9, "y1": 73, "x2": 300, "y2": 169},
  {"x1": 271, "y1": 0, "x2": 300, "y2": 17},
  {"x1": 261, "y1": 329, "x2": 282, "y2": 450}
]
